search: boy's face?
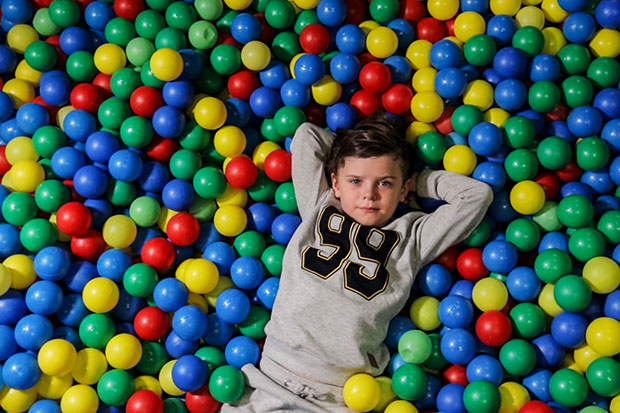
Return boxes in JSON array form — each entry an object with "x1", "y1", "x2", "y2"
[{"x1": 331, "y1": 155, "x2": 410, "y2": 227}]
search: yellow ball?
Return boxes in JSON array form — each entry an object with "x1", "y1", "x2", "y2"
[
  {"x1": 102, "y1": 214, "x2": 137, "y2": 248},
  {"x1": 4, "y1": 254, "x2": 35, "y2": 290},
  {"x1": 472, "y1": 277, "x2": 508, "y2": 311},
  {"x1": 175, "y1": 258, "x2": 194, "y2": 282},
  {"x1": 157, "y1": 206, "x2": 179, "y2": 233},
  {"x1": 0, "y1": 386, "x2": 37, "y2": 413},
  {"x1": 37, "y1": 373, "x2": 73, "y2": 399},
  {"x1": 134, "y1": 375, "x2": 163, "y2": 396},
  {"x1": 541, "y1": 0, "x2": 569, "y2": 23},
  {"x1": 375, "y1": 376, "x2": 397, "y2": 411},
  {"x1": 366, "y1": 26, "x2": 398, "y2": 59},
  {"x1": 583, "y1": 256, "x2": 620, "y2": 294},
  {"x1": 359, "y1": 20, "x2": 381, "y2": 35},
  {"x1": 411, "y1": 67, "x2": 437, "y2": 92},
  {"x1": 150, "y1": 48, "x2": 184, "y2": 81},
  {"x1": 83, "y1": 277, "x2": 120, "y2": 313},
  {"x1": 522, "y1": 0, "x2": 542, "y2": 5},
  {"x1": 184, "y1": 258, "x2": 220, "y2": 294},
  {"x1": 194, "y1": 97, "x2": 227, "y2": 130},
  {"x1": 405, "y1": 121, "x2": 436, "y2": 144},
  {"x1": 589, "y1": 28, "x2": 620, "y2": 58},
  {"x1": 72, "y1": 348, "x2": 108, "y2": 385},
  {"x1": 454, "y1": 12, "x2": 486, "y2": 43},
  {"x1": 574, "y1": 344, "x2": 603, "y2": 372},
  {"x1": 463, "y1": 80, "x2": 494, "y2": 111},
  {"x1": 0, "y1": 263, "x2": 11, "y2": 295},
  {"x1": 343, "y1": 374, "x2": 381, "y2": 412},
  {"x1": 93, "y1": 43, "x2": 127, "y2": 75},
  {"x1": 159, "y1": 360, "x2": 185, "y2": 396},
  {"x1": 7, "y1": 24, "x2": 39, "y2": 54},
  {"x1": 586, "y1": 317, "x2": 620, "y2": 356},
  {"x1": 294, "y1": 0, "x2": 320, "y2": 8},
  {"x1": 252, "y1": 141, "x2": 281, "y2": 170},
  {"x1": 187, "y1": 292, "x2": 209, "y2": 313},
  {"x1": 214, "y1": 125, "x2": 247, "y2": 158},
  {"x1": 385, "y1": 400, "x2": 419, "y2": 413},
  {"x1": 515, "y1": 6, "x2": 546, "y2": 29},
  {"x1": 406, "y1": 40, "x2": 432, "y2": 70},
  {"x1": 214, "y1": 204, "x2": 247, "y2": 237},
  {"x1": 241, "y1": 41, "x2": 271, "y2": 71},
  {"x1": 510, "y1": 180, "x2": 545, "y2": 215},
  {"x1": 312, "y1": 75, "x2": 342, "y2": 106},
  {"x1": 56, "y1": 105, "x2": 75, "y2": 130},
  {"x1": 427, "y1": 0, "x2": 459, "y2": 20},
  {"x1": 3, "y1": 78, "x2": 35, "y2": 108},
  {"x1": 38, "y1": 338, "x2": 78, "y2": 377},
  {"x1": 60, "y1": 384, "x2": 99, "y2": 413},
  {"x1": 490, "y1": 0, "x2": 521, "y2": 15},
  {"x1": 541, "y1": 27, "x2": 567, "y2": 56},
  {"x1": 15, "y1": 60, "x2": 42, "y2": 87},
  {"x1": 217, "y1": 184, "x2": 249, "y2": 207},
  {"x1": 538, "y1": 283, "x2": 563, "y2": 317},
  {"x1": 610, "y1": 394, "x2": 620, "y2": 413},
  {"x1": 224, "y1": 0, "x2": 253, "y2": 9},
  {"x1": 410, "y1": 91, "x2": 444, "y2": 123},
  {"x1": 105, "y1": 333, "x2": 143, "y2": 370},
  {"x1": 289, "y1": 53, "x2": 305, "y2": 78},
  {"x1": 484, "y1": 108, "x2": 511, "y2": 127},
  {"x1": 443, "y1": 145, "x2": 477, "y2": 175},
  {"x1": 410, "y1": 296, "x2": 441, "y2": 331},
  {"x1": 9, "y1": 160, "x2": 45, "y2": 193},
  {"x1": 6, "y1": 136, "x2": 38, "y2": 164},
  {"x1": 499, "y1": 382, "x2": 530, "y2": 413},
  {"x1": 205, "y1": 275, "x2": 235, "y2": 307}
]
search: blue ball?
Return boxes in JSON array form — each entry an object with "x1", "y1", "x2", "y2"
[
  {"x1": 53, "y1": 326, "x2": 81, "y2": 349},
  {"x1": 494, "y1": 78, "x2": 527, "y2": 111},
  {"x1": 436, "y1": 383, "x2": 466, "y2": 413},
  {"x1": 172, "y1": 305, "x2": 208, "y2": 341},
  {"x1": 65, "y1": 260, "x2": 98, "y2": 293},
  {"x1": 529, "y1": 54, "x2": 561, "y2": 82},
  {"x1": 581, "y1": 168, "x2": 614, "y2": 195},
  {"x1": 1, "y1": 0, "x2": 33, "y2": 23},
  {"x1": 55, "y1": 294, "x2": 89, "y2": 327},
  {"x1": 25, "y1": 280, "x2": 64, "y2": 316},
  {"x1": 231, "y1": 256, "x2": 265, "y2": 290},
  {"x1": 482, "y1": 67, "x2": 502, "y2": 85},
  {"x1": 610, "y1": 156, "x2": 620, "y2": 186},
  {"x1": 225, "y1": 335, "x2": 260, "y2": 369},
  {"x1": 162, "y1": 81, "x2": 195, "y2": 109},
  {"x1": 165, "y1": 331, "x2": 200, "y2": 359},
  {"x1": 439, "y1": 295, "x2": 474, "y2": 328},
  {"x1": 0, "y1": 92, "x2": 14, "y2": 122},
  {"x1": 538, "y1": 231, "x2": 569, "y2": 253},
  {"x1": 461, "y1": 0, "x2": 489, "y2": 12},
  {"x1": 0, "y1": 324, "x2": 17, "y2": 361},
  {"x1": 532, "y1": 334, "x2": 565, "y2": 368},
  {"x1": 440, "y1": 328, "x2": 476, "y2": 365},
  {"x1": 271, "y1": 213, "x2": 301, "y2": 245},
  {"x1": 506, "y1": 266, "x2": 541, "y2": 301},
  {"x1": 195, "y1": 223, "x2": 225, "y2": 252},
  {"x1": 247, "y1": 202, "x2": 277, "y2": 234},
  {"x1": 430, "y1": 39, "x2": 462, "y2": 69},
  {"x1": 385, "y1": 316, "x2": 414, "y2": 350},
  {"x1": 153, "y1": 278, "x2": 189, "y2": 312},
  {"x1": 468, "y1": 122, "x2": 503, "y2": 156},
  {"x1": 335, "y1": 24, "x2": 365, "y2": 54},
  {"x1": 162, "y1": 179, "x2": 195, "y2": 211},
  {"x1": 488, "y1": 190, "x2": 518, "y2": 223},
  {"x1": 249, "y1": 86, "x2": 282, "y2": 118},
  {"x1": 1, "y1": 118, "x2": 24, "y2": 142},
  {"x1": 0, "y1": 223, "x2": 21, "y2": 259},
  {"x1": 85, "y1": 130, "x2": 120, "y2": 164},
  {"x1": 28, "y1": 399, "x2": 61, "y2": 413},
  {"x1": 567, "y1": 106, "x2": 603, "y2": 137},
  {"x1": 14, "y1": 314, "x2": 53, "y2": 351},
  {"x1": 493, "y1": 47, "x2": 526, "y2": 79},
  {"x1": 605, "y1": 290, "x2": 620, "y2": 320},
  {"x1": 172, "y1": 354, "x2": 209, "y2": 392},
  {"x1": 558, "y1": 0, "x2": 589, "y2": 11},
  {"x1": 256, "y1": 276, "x2": 279, "y2": 310},
  {"x1": 203, "y1": 241, "x2": 236, "y2": 274},
  {"x1": 326, "y1": 102, "x2": 357, "y2": 131},
  {"x1": 486, "y1": 15, "x2": 517, "y2": 46},
  {"x1": 280, "y1": 79, "x2": 311, "y2": 107},
  {"x1": 561, "y1": 181, "x2": 593, "y2": 200},
  {"x1": 449, "y1": 279, "x2": 474, "y2": 300},
  {"x1": 473, "y1": 161, "x2": 506, "y2": 193},
  {"x1": 259, "y1": 61, "x2": 290, "y2": 89},
  {"x1": 138, "y1": 161, "x2": 170, "y2": 193},
  {"x1": 466, "y1": 354, "x2": 504, "y2": 385},
  {"x1": 84, "y1": 198, "x2": 114, "y2": 229},
  {"x1": 179, "y1": 49, "x2": 204, "y2": 81},
  {"x1": 417, "y1": 263, "x2": 452, "y2": 297},
  {"x1": 84, "y1": 1, "x2": 115, "y2": 30},
  {"x1": 152, "y1": 105, "x2": 185, "y2": 138},
  {"x1": 108, "y1": 149, "x2": 143, "y2": 182},
  {"x1": 2, "y1": 352, "x2": 41, "y2": 390},
  {"x1": 563, "y1": 12, "x2": 596, "y2": 43},
  {"x1": 97, "y1": 249, "x2": 132, "y2": 282},
  {"x1": 215, "y1": 288, "x2": 251, "y2": 324},
  {"x1": 111, "y1": 290, "x2": 145, "y2": 322},
  {"x1": 225, "y1": 98, "x2": 252, "y2": 128},
  {"x1": 596, "y1": 0, "x2": 620, "y2": 28},
  {"x1": 63, "y1": 109, "x2": 96, "y2": 142},
  {"x1": 417, "y1": 375, "x2": 442, "y2": 411},
  {"x1": 0, "y1": 45, "x2": 17, "y2": 74},
  {"x1": 231, "y1": 13, "x2": 261, "y2": 44},
  {"x1": 34, "y1": 246, "x2": 72, "y2": 282},
  {"x1": 601, "y1": 118, "x2": 620, "y2": 152},
  {"x1": 51, "y1": 146, "x2": 86, "y2": 179},
  {"x1": 387, "y1": 352, "x2": 407, "y2": 376},
  {"x1": 522, "y1": 369, "x2": 552, "y2": 402},
  {"x1": 594, "y1": 88, "x2": 620, "y2": 119},
  {"x1": 59, "y1": 26, "x2": 93, "y2": 55},
  {"x1": 387, "y1": 19, "x2": 415, "y2": 51},
  {"x1": 329, "y1": 52, "x2": 361, "y2": 84},
  {"x1": 16, "y1": 103, "x2": 49, "y2": 135},
  {"x1": 482, "y1": 239, "x2": 518, "y2": 273},
  {"x1": 316, "y1": 0, "x2": 347, "y2": 27},
  {"x1": 73, "y1": 165, "x2": 109, "y2": 199},
  {"x1": 435, "y1": 67, "x2": 467, "y2": 99},
  {"x1": 294, "y1": 53, "x2": 326, "y2": 86},
  {"x1": 551, "y1": 311, "x2": 587, "y2": 348},
  {"x1": 203, "y1": 313, "x2": 234, "y2": 346},
  {"x1": 384, "y1": 55, "x2": 412, "y2": 84}
]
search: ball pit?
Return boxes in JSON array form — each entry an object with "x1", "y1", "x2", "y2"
[{"x1": 0, "y1": 0, "x2": 617, "y2": 411}]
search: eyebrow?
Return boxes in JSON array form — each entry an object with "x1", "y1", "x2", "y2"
[{"x1": 344, "y1": 175, "x2": 398, "y2": 180}]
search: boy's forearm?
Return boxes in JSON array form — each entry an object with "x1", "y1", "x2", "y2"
[{"x1": 415, "y1": 169, "x2": 493, "y2": 207}]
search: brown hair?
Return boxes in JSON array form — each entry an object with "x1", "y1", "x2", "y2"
[{"x1": 326, "y1": 112, "x2": 415, "y2": 180}]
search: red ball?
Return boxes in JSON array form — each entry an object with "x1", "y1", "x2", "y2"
[
  {"x1": 300, "y1": 24, "x2": 331, "y2": 54},
  {"x1": 227, "y1": 70, "x2": 260, "y2": 100},
  {"x1": 445, "y1": 18, "x2": 456, "y2": 37},
  {"x1": 381, "y1": 84, "x2": 413, "y2": 115},
  {"x1": 141, "y1": 238, "x2": 176, "y2": 271},
  {"x1": 456, "y1": 248, "x2": 488, "y2": 280},
  {"x1": 475, "y1": 310, "x2": 513, "y2": 347},
  {"x1": 304, "y1": 103, "x2": 326, "y2": 127},
  {"x1": 344, "y1": 0, "x2": 367, "y2": 24},
  {"x1": 71, "y1": 229, "x2": 106, "y2": 261},
  {"x1": 358, "y1": 53, "x2": 379, "y2": 67},
  {"x1": 114, "y1": 0, "x2": 145, "y2": 20},
  {"x1": 434, "y1": 245, "x2": 459, "y2": 272},
  {"x1": 535, "y1": 172, "x2": 559, "y2": 200},
  {"x1": 554, "y1": 159, "x2": 582, "y2": 182},
  {"x1": 399, "y1": 0, "x2": 425, "y2": 22},
  {"x1": 146, "y1": 134, "x2": 179, "y2": 163},
  {"x1": 92, "y1": 73, "x2": 112, "y2": 95},
  {"x1": 32, "y1": 96, "x2": 60, "y2": 122},
  {"x1": 225, "y1": 156, "x2": 259, "y2": 189},
  {"x1": 56, "y1": 202, "x2": 92, "y2": 236},
  {"x1": 359, "y1": 62, "x2": 392, "y2": 94},
  {"x1": 186, "y1": 383, "x2": 221, "y2": 413},
  {"x1": 545, "y1": 102, "x2": 568, "y2": 121},
  {"x1": 70, "y1": 83, "x2": 104, "y2": 113},
  {"x1": 417, "y1": 17, "x2": 446, "y2": 43},
  {"x1": 264, "y1": 149, "x2": 292, "y2": 182},
  {"x1": 442, "y1": 364, "x2": 469, "y2": 386},
  {"x1": 134, "y1": 306, "x2": 170, "y2": 341},
  {"x1": 130, "y1": 86, "x2": 164, "y2": 118},
  {"x1": 350, "y1": 89, "x2": 381, "y2": 118},
  {"x1": 255, "y1": 14, "x2": 277, "y2": 44},
  {"x1": 166, "y1": 212, "x2": 201, "y2": 246},
  {"x1": 518, "y1": 401, "x2": 554, "y2": 413},
  {"x1": 126, "y1": 390, "x2": 164, "y2": 413},
  {"x1": 434, "y1": 106, "x2": 455, "y2": 135},
  {"x1": 0, "y1": 146, "x2": 11, "y2": 175}
]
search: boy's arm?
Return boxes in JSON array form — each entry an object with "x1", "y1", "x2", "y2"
[
  {"x1": 410, "y1": 169, "x2": 494, "y2": 266},
  {"x1": 291, "y1": 122, "x2": 336, "y2": 221}
]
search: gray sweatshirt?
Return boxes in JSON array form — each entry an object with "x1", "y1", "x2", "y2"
[{"x1": 261, "y1": 122, "x2": 494, "y2": 385}]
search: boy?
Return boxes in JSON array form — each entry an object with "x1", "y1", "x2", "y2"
[{"x1": 222, "y1": 114, "x2": 494, "y2": 411}]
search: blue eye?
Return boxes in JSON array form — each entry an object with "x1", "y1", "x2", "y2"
[
  {"x1": 350, "y1": 179, "x2": 361, "y2": 184},
  {"x1": 379, "y1": 181, "x2": 392, "y2": 187}
]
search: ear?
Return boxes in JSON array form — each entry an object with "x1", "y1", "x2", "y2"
[
  {"x1": 400, "y1": 178, "x2": 411, "y2": 203},
  {"x1": 331, "y1": 172, "x2": 341, "y2": 199}
]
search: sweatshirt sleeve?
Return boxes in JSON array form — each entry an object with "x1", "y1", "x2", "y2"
[
  {"x1": 291, "y1": 122, "x2": 336, "y2": 221},
  {"x1": 410, "y1": 169, "x2": 494, "y2": 266}
]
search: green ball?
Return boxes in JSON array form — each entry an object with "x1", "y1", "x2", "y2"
[
  {"x1": 294, "y1": 10, "x2": 320, "y2": 35},
  {"x1": 195, "y1": 67, "x2": 225, "y2": 95},
  {"x1": 216, "y1": 10, "x2": 238, "y2": 34},
  {"x1": 505, "y1": 218, "x2": 540, "y2": 252},
  {"x1": 415, "y1": 132, "x2": 447, "y2": 164},
  {"x1": 504, "y1": 149, "x2": 539, "y2": 182},
  {"x1": 170, "y1": 149, "x2": 203, "y2": 180},
  {"x1": 48, "y1": 0, "x2": 80, "y2": 27},
  {"x1": 66, "y1": 51, "x2": 98, "y2": 82},
  {"x1": 209, "y1": 365, "x2": 245, "y2": 403},
  {"x1": 98, "y1": 97, "x2": 132, "y2": 131},
  {"x1": 463, "y1": 218, "x2": 491, "y2": 248},
  {"x1": 155, "y1": 27, "x2": 187, "y2": 50},
  {"x1": 528, "y1": 81, "x2": 561, "y2": 113},
  {"x1": 557, "y1": 194, "x2": 594, "y2": 228},
  {"x1": 558, "y1": 44, "x2": 591, "y2": 75},
  {"x1": 166, "y1": 1, "x2": 197, "y2": 31},
  {"x1": 136, "y1": 341, "x2": 169, "y2": 375},
  {"x1": 503, "y1": 116, "x2": 536, "y2": 149},
  {"x1": 536, "y1": 136, "x2": 572, "y2": 170},
  {"x1": 511, "y1": 26, "x2": 544, "y2": 58},
  {"x1": 39, "y1": 158, "x2": 59, "y2": 180},
  {"x1": 105, "y1": 17, "x2": 136, "y2": 47},
  {"x1": 24, "y1": 40, "x2": 57, "y2": 72},
  {"x1": 587, "y1": 57, "x2": 620, "y2": 89},
  {"x1": 568, "y1": 227, "x2": 606, "y2": 262},
  {"x1": 195, "y1": 0, "x2": 223, "y2": 20},
  {"x1": 509, "y1": 302, "x2": 545, "y2": 338},
  {"x1": 463, "y1": 380, "x2": 501, "y2": 413},
  {"x1": 561, "y1": 75, "x2": 594, "y2": 108},
  {"x1": 463, "y1": 34, "x2": 496, "y2": 67},
  {"x1": 125, "y1": 37, "x2": 155, "y2": 67},
  {"x1": 180, "y1": 121, "x2": 211, "y2": 151},
  {"x1": 20, "y1": 218, "x2": 57, "y2": 253},
  {"x1": 110, "y1": 68, "x2": 142, "y2": 99},
  {"x1": 248, "y1": 172, "x2": 277, "y2": 201},
  {"x1": 210, "y1": 44, "x2": 241, "y2": 75},
  {"x1": 147, "y1": 0, "x2": 174, "y2": 11},
  {"x1": 260, "y1": 119, "x2": 284, "y2": 143},
  {"x1": 32, "y1": 8, "x2": 60, "y2": 37},
  {"x1": 261, "y1": 244, "x2": 285, "y2": 277},
  {"x1": 580, "y1": 407, "x2": 608, "y2": 413},
  {"x1": 452, "y1": 105, "x2": 483, "y2": 136},
  {"x1": 123, "y1": 263, "x2": 159, "y2": 298},
  {"x1": 499, "y1": 338, "x2": 537, "y2": 376},
  {"x1": 549, "y1": 368, "x2": 588, "y2": 407},
  {"x1": 271, "y1": 31, "x2": 302, "y2": 63},
  {"x1": 120, "y1": 116, "x2": 154, "y2": 148},
  {"x1": 274, "y1": 182, "x2": 297, "y2": 213},
  {"x1": 398, "y1": 330, "x2": 432, "y2": 364},
  {"x1": 2, "y1": 192, "x2": 38, "y2": 227},
  {"x1": 575, "y1": 137, "x2": 610, "y2": 171},
  {"x1": 265, "y1": 0, "x2": 296, "y2": 29},
  {"x1": 274, "y1": 106, "x2": 306, "y2": 137},
  {"x1": 163, "y1": 398, "x2": 188, "y2": 413},
  {"x1": 586, "y1": 357, "x2": 620, "y2": 397},
  {"x1": 130, "y1": 196, "x2": 161, "y2": 227},
  {"x1": 79, "y1": 313, "x2": 116, "y2": 349},
  {"x1": 140, "y1": 61, "x2": 166, "y2": 89},
  {"x1": 193, "y1": 167, "x2": 227, "y2": 199},
  {"x1": 534, "y1": 248, "x2": 573, "y2": 284},
  {"x1": 189, "y1": 197, "x2": 217, "y2": 222},
  {"x1": 391, "y1": 363, "x2": 428, "y2": 401},
  {"x1": 553, "y1": 274, "x2": 592, "y2": 312},
  {"x1": 253, "y1": 0, "x2": 271, "y2": 13},
  {"x1": 135, "y1": 10, "x2": 167, "y2": 40},
  {"x1": 97, "y1": 369, "x2": 135, "y2": 406},
  {"x1": 195, "y1": 346, "x2": 226, "y2": 372},
  {"x1": 34, "y1": 180, "x2": 71, "y2": 213},
  {"x1": 188, "y1": 20, "x2": 218, "y2": 50},
  {"x1": 238, "y1": 306, "x2": 270, "y2": 339},
  {"x1": 533, "y1": 201, "x2": 562, "y2": 232},
  {"x1": 369, "y1": 0, "x2": 399, "y2": 23},
  {"x1": 597, "y1": 210, "x2": 620, "y2": 244},
  {"x1": 423, "y1": 333, "x2": 448, "y2": 370},
  {"x1": 233, "y1": 231, "x2": 266, "y2": 258},
  {"x1": 106, "y1": 179, "x2": 137, "y2": 207}
]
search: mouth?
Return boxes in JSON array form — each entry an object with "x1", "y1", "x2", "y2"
[{"x1": 359, "y1": 207, "x2": 379, "y2": 213}]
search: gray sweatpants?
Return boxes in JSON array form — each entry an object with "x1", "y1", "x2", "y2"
[{"x1": 220, "y1": 356, "x2": 351, "y2": 412}]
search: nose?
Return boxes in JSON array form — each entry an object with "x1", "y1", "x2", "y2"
[{"x1": 363, "y1": 183, "x2": 379, "y2": 200}]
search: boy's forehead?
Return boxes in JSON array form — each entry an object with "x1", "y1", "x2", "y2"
[{"x1": 339, "y1": 155, "x2": 405, "y2": 176}]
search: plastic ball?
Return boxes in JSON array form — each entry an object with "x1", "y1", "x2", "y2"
[
  {"x1": 549, "y1": 369, "x2": 588, "y2": 407},
  {"x1": 82, "y1": 277, "x2": 119, "y2": 314},
  {"x1": 463, "y1": 380, "x2": 501, "y2": 413},
  {"x1": 37, "y1": 338, "x2": 77, "y2": 377},
  {"x1": 343, "y1": 374, "x2": 381, "y2": 411},
  {"x1": 476, "y1": 310, "x2": 512, "y2": 347},
  {"x1": 208, "y1": 365, "x2": 245, "y2": 403},
  {"x1": 583, "y1": 256, "x2": 620, "y2": 294},
  {"x1": 586, "y1": 317, "x2": 620, "y2": 356}
]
